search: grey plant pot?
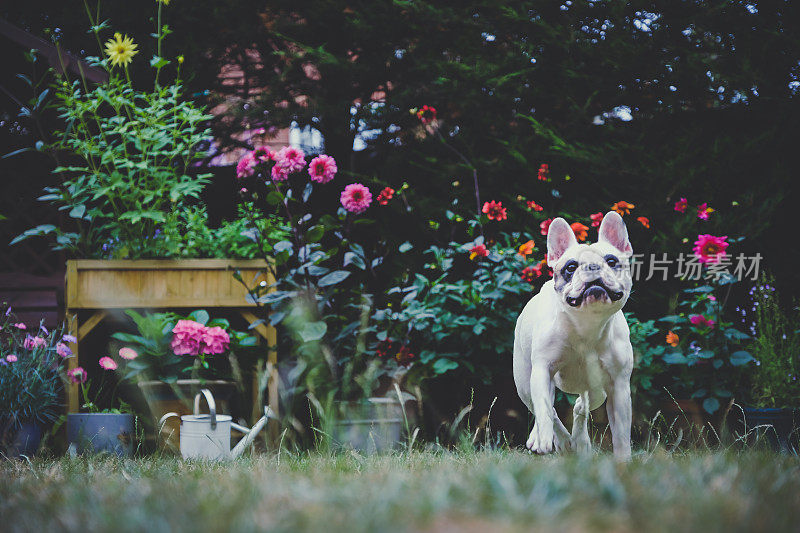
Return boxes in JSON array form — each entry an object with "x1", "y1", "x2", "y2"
[
  {"x1": 331, "y1": 398, "x2": 406, "y2": 454},
  {"x1": 67, "y1": 413, "x2": 135, "y2": 456}
]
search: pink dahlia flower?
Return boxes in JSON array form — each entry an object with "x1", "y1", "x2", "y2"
[
  {"x1": 67, "y1": 366, "x2": 87, "y2": 384},
  {"x1": 271, "y1": 164, "x2": 290, "y2": 182},
  {"x1": 23, "y1": 336, "x2": 46, "y2": 351},
  {"x1": 274, "y1": 146, "x2": 306, "y2": 174},
  {"x1": 13, "y1": 323, "x2": 26, "y2": 330},
  {"x1": 252, "y1": 146, "x2": 274, "y2": 164},
  {"x1": 6, "y1": 354, "x2": 18, "y2": 363},
  {"x1": 308, "y1": 154, "x2": 337, "y2": 183},
  {"x1": 674, "y1": 197, "x2": 688, "y2": 213},
  {"x1": 99, "y1": 356, "x2": 118, "y2": 371},
  {"x1": 692, "y1": 234, "x2": 728, "y2": 264},
  {"x1": 56, "y1": 342, "x2": 72, "y2": 358},
  {"x1": 171, "y1": 320, "x2": 205, "y2": 356},
  {"x1": 202, "y1": 326, "x2": 230, "y2": 355},
  {"x1": 236, "y1": 152, "x2": 257, "y2": 179},
  {"x1": 119, "y1": 347, "x2": 138, "y2": 360},
  {"x1": 340, "y1": 183, "x2": 373, "y2": 214}
]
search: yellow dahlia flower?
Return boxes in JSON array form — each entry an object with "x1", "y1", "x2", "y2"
[{"x1": 104, "y1": 33, "x2": 139, "y2": 68}]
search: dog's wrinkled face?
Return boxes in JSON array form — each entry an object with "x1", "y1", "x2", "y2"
[{"x1": 547, "y1": 212, "x2": 633, "y2": 313}]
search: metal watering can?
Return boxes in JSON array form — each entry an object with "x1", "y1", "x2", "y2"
[{"x1": 159, "y1": 389, "x2": 274, "y2": 460}]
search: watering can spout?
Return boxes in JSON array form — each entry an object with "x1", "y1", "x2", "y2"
[{"x1": 230, "y1": 406, "x2": 275, "y2": 458}]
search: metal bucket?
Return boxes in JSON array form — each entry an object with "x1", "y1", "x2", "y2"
[{"x1": 332, "y1": 397, "x2": 405, "y2": 454}]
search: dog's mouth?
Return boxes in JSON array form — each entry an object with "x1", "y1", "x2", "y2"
[{"x1": 566, "y1": 280, "x2": 624, "y2": 307}]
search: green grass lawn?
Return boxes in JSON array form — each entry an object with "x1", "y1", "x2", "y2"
[{"x1": 2, "y1": 449, "x2": 799, "y2": 532}]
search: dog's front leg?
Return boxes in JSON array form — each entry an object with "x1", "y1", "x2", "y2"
[
  {"x1": 526, "y1": 363, "x2": 556, "y2": 454},
  {"x1": 606, "y1": 376, "x2": 632, "y2": 459}
]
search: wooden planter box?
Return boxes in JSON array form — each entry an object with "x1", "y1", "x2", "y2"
[{"x1": 64, "y1": 259, "x2": 277, "y2": 423}]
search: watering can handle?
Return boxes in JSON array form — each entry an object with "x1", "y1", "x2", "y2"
[
  {"x1": 194, "y1": 388, "x2": 217, "y2": 430},
  {"x1": 158, "y1": 412, "x2": 180, "y2": 442}
]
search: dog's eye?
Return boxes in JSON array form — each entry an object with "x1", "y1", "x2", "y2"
[
  {"x1": 565, "y1": 261, "x2": 578, "y2": 274},
  {"x1": 605, "y1": 255, "x2": 619, "y2": 268}
]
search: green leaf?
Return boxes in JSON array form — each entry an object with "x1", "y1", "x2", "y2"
[
  {"x1": 702, "y1": 397, "x2": 720, "y2": 414},
  {"x1": 318, "y1": 270, "x2": 350, "y2": 287},
  {"x1": 663, "y1": 352, "x2": 687, "y2": 364},
  {"x1": 399, "y1": 242, "x2": 413, "y2": 253},
  {"x1": 432, "y1": 358, "x2": 458, "y2": 374},
  {"x1": 306, "y1": 225, "x2": 324, "y2": 242},
  {"x1": 150, "y1": 55, "x2": 171, "y2": 69},
  {"x1": 299, "y1": 321, "x2": 327, "y2": 343},
  {"x1": 730, "y1": 350, "x2": 754, "y2": 366},
  {"x1": 69, "y1": 205, "x2": 86, "y2": 219},
  {"x1": 344, "y1": 251, "x2": 366, "y2": 270}
]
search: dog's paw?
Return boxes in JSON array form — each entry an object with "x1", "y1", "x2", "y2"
[
  {"x1": 554, "y1": 432, "x2": 572, "y2": 453},
  {"x1": 570, "y1": 434, "x2": 592, "y2": 455},
  {"x1": 526, "y1": 422, "x2": 555, "y2": 454}
]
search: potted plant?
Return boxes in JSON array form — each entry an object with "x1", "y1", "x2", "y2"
[
  {"x1": 742, "y1": 277, "x2": 799, "y2": 451},
  {"x1": 64, "y1": 356, "x2": 137, "y2": 456},
  {"x1": 111, "y1": 309, "x2": 258, "y2": 446},
  {"x1": 0, "y1": 306, "x2": 70, "y2": 457}
]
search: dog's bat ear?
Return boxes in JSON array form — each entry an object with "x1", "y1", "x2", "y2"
[
  {"x1": 598, "y1": 211, "x2": 633, "y2": 254},
  {"x1": 547, "y1": 217, "x2": 578, "y2": 266}
]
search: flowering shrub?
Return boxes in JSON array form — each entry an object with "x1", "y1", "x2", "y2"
[
  {"x1": 745, "y1": 276, "x2": 800, "y2": 408},
  {"x1": 111, "y1": 310, "x2": 256, "y2": 383},
  {"x1": 658, "y1": 282, "x2": 753, "y2": 414},
  {"x1": 1, "y1": 307, "x2": 71, "y2": 446}
]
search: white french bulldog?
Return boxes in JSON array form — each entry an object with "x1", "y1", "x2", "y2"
[{"x1": 513, "y1": 211, "x2": 634, "y2": 458}]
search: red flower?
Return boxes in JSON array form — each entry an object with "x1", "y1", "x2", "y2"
[
  {"x1": 416, "y1": 105, "x2": 437, "y2": 124},
  {"x1": 674, "y1": 197, "x2": 688, "y2": 213},
  {"x1": 540, "y1": 218, "x2": 553, "y2": 236},
  {"x1": 377, "y1": 187, "x2": 395, "y2": 205},
  {"x1": 482, "y1": 200, "x2": 507, "y2": 221},
  {"x1": 590, "y1": 212, "x2": 604, "y2": 228},
  {"x1": 537, "y1": 164, "x2": 550, "y2": 182},
  {"x1": 521, "y1": 260, "x2": 550, "y2": 283},
  {"x1": 469, "y1": 243, "x2": 488, "y2": 260},
  {"x1": 637, "y1": 216, "x2": 650, "y2": 228},
  {"x1": 526, "y1": 200, "x2": 544, "y2": 212},
  {"x1": 395, "y1": 345, "x2": 415, "y2": 365},
  {"x1": 376, "y1": 339, "x2": 393, "y2": 358},
  {"x1": 571, "y1": 222, "x2": 589, "y2": 242}
]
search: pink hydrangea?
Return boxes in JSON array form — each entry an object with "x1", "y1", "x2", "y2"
[
  {"x1": 67, "y1": 366, "x2": 87, "y2": 384},
  {"x1": 340, "y1": 183, "x2": 372, "y2": 214},
  {"x1": 119, "y1": 347, "x2": 138, "y2": 360},
  {"x1": 56, "y1": 342, "x2": 72, "y2": 358},
  {"x1": 6, "y1": 354, "x2": 18, "y2": 363},
  {"x1": 23, "y1": 336, "x2": 46, "y2": 351},
  {"x1": 202, "y1": 326, "x2": 231, "y2": 355},
  {"x1": 236, "y1": 152, "x2": 257, "y2": 179},
  {"x1": 274, "y1": 146, "x2": 306, "y2": 174},
  {"x1": 99, "y1": 356, "x2": 118, "y2": 370},
  {"x1": 171, "y1": 320, "x2": 205, "y2": 356},
  {"x1": 271, "y1": 164, "x2": 290, "y2": 182},
  {"x1": 308, "y1": 154, "x2": 337, "y2": 184},
  {"x1": 693, "y1": 234, "x2": 728, "y2": 264}
]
